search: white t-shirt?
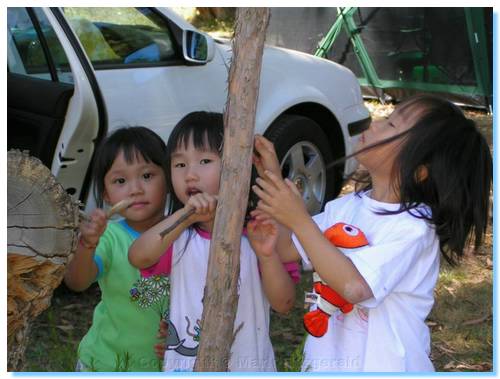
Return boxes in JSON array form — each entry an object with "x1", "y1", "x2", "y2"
[
  {"x1": 293, "y1": 191, "x2": 440, "y2": 372},
  {"x1": 163, "y1": 227, "x2": 276, "y2": 372}
]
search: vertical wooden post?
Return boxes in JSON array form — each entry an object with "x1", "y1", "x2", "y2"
[{"x1": 193, "y1": 8, "x2": 270, "y2": 372}]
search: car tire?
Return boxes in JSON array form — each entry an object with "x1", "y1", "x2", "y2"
[{"x1": 264, "y1": 114, "x2": 339, "y2": 215}]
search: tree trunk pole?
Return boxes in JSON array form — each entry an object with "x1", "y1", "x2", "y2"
[{"x1": 193, "y1": 8, "x2": 270, "y2": 372}]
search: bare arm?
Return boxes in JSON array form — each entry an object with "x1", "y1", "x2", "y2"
[
  {"x1": 64, "y1": 209, "x2": 106, "y2": 291},
  {"x1": 247, "y1": 216, "x2": 295, "y2": 314},
  {"x1": 129, "y1": 207, "x2": 192, "y2": 269},
  {"x1": 253, "y1": 172, "x2": 373, "y2": 304},
  {"x1": 258, "y1": 252, "x2": 296, "y2": 313},
  {"x1": 253, "y1": 135, "x2": 301, "y2": 264},
  {"x1": 129, "y1": 193, "x2": 217, "y2": 269}
]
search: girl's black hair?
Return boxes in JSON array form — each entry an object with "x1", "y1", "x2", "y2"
[
  {"x1": 92, "y1": 126, "x2": 169, "y2": 208},
  {"x1": 348, "y1": 95, "x2": 492, "y2": 265},
  {"x1": 165, "y1": 111, "x2": 224, "y2": 212}
]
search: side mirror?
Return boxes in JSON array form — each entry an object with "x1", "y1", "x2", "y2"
[{"x1": 182, "y1": 30, "x2": 215, "y2": 64}]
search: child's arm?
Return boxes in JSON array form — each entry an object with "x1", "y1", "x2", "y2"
[
  {"x1": 253, "y1": 134, "x2": 301, "y2": 263},
  {"x1": 247, "y1": 213, "x2": 295, "y2": 314},
  {"x1": 253, "y1": 171, "x2": 373, "y2": 305},
  {"x1": 251, "y1": 209, "x2": 301, "y2": 263},
  {"x1": 129, "y1": 192, "x2": 217, "y2": 269},
  {"x1": 64, "y1": 209, "x2": 107, "y2": 291}
]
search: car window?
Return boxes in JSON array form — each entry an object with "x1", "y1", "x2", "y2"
[
  {"x1": 62, "y1": 7, "x2": 178, "y2": 68},
  {"x1": 7, "y1": 7, "x2": 73, "y2": 83},
  {"x1": 8, "y1": 7, "x2": 73, "y2": 84},
  {"x1": 33, "y1": 8, "x2": 74, "y2": 84}
]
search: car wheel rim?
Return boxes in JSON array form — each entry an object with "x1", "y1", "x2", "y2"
[{"x1": 281, "y1": 141, "x2": 326, "y2": 214}]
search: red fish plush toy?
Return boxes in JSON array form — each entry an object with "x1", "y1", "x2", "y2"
[{"x1": 303, "y1": 223, "x2": 368, "y2": 337}]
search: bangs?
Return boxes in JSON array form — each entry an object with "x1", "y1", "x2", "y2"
[
  {"x1": 175, "y1": 126, "x2": 222, "y2": 154},
  {"x1": 168, "y1": 112, "x2": 224, "y2": 155}
]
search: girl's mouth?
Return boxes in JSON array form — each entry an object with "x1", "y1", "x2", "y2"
[
  {"x1": 130, "y1": 201, "x2": 148, "y2": 209},
  {"x1": 186, "y1": 188, "x2": 201, "y2": 197}
]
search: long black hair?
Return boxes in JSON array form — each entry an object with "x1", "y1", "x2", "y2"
[
  {"x1": 92, "y1": 126, "x2": 169, "y2": 208},
  {"x1": 348, "y1": 95, "x2": 492, "y2": 265},
  {"x1": 165, "y1": 111, "x2": 224, "y2": 212}
]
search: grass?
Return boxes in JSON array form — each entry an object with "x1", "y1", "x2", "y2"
[
  {"x1": 429, "y1": 249, "x2": 493, "y2": 371},
  {"x1": 25, "y1": 284, "x2": 99, "y2": 371},
  {"x1": 26, "y1": 244, "x2": 492, "y2": 372}
]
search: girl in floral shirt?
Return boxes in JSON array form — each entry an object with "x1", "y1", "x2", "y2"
[{"x1": 64, "y1": 127, "x2": 171, "y2": 371}]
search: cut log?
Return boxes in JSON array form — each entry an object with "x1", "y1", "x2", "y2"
[{"x1": 7, "y1": 150, "x2": 80, "y2": 371}]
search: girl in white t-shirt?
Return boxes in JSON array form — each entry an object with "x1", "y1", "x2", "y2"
[
  {"x1": 251, "y1": 95, "x2": 492, "y2": 372},
  {"x1": 129, "y1": 112, "x2": 297, "y2": 372}
]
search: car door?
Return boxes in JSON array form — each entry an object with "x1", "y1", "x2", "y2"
[
  {"x1": 59, "y1": 7, "x2": 228, "y2": 152},
  {"x1": 7, "y1": 7, "x2": 105, "y2": 203}
]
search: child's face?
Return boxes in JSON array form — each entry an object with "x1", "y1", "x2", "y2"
[
  {"x1": 103, "y1": 149, "x2": 167, "y2": 230},
  {"x1": 355, "y1": 103, "x2": 423, "y2": 176},
  {"x1": 170, "y1": 135, "x2": 221, "y2": 205}
]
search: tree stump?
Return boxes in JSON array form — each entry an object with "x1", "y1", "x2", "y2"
[{"x1": 7, "y1": 150, "x2": 80, "y2": 371}]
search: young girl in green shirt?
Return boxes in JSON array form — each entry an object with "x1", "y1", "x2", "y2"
[{"x1": 64, "y1": 127, "x2": 171, "y2": 371}]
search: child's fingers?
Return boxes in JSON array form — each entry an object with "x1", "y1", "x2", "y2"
[
  {"x1": 250, "y1": 209, "x2": 270, "y2": 222},
  {"x1": 284, "y1": 178, "x2": 302, "y2": 197},
  {"x1": 263, "y1": 170, "x2": 288, "y2": 190},
  {"x1": 255, "y1": 134, "x2": 276, "y2": 152},
  {"x1": 90, "y1": 209, "x2": 107, "y2": 224},
  {"x1": 254, "y1": 135, "x2": 281, "y2": 176},
  {"x1": 260, "y1": 217, "x2": 277, "y2": 227},
  {"x1": 187, "y1": 195, "x2": 205, "y2": 214},
  {"x1": 252, "y1": 183, "x2": 275, "y2": 206},
  {"x1": 252, "y1": 155, "x2": 265, "y2": 177},
  {"x1": 250, "y1": 209, "x2": 273, "y2": 222},
  {"x1": 256, "y1": 199, "x2": 274, "y2": 215},
  {"x1": 246, "y1": 220, "x2": 257, "y2": 234},
  {"x1": 202, "y1": 193, "x2": 218, "y2": 213},
  {"x1": 255, "y1": 177, "x2": 285, "y2": 200},
  {"x1": 190, "y1": 193, "x2": 217, "y2": 214}
]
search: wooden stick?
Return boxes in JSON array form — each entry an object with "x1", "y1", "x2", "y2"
[
  {"x1": 159, "y1": 208, "x2": 195, "y2": 238},
  {"x1": 106, "y1": 198, "x2": 134, "y2": 218},
  {"x1": 79, "y1": 198, "x2": 134, "y2": 222}
]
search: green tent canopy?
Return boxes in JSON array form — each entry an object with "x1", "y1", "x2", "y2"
[{"x1": 314, "y1": 8, "x2": 492, "y2": 111}]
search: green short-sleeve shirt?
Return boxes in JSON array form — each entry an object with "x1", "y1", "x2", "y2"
[{"x1": 78, "y1": 220, "x2": 169, "y2": 372}]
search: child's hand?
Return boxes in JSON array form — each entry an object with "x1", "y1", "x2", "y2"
[
  {"x1": 154, "y1": 319, "x2": 168, "y2": 359},
  {"x1": 185, "y1": 192, "x2": 218, "y2": 225},
  {"x1": 247, "y1": 210, "x2": 278, "y2": 261},
  {"x1": 79, "y1": 208, "x2": 107, "y2": 248},
  {"x1": 253, "y1": 171, "x2": 309, "y2": 231},
  {"x1": 253, "y1": 135, "x2": 282, "y2": 180}
]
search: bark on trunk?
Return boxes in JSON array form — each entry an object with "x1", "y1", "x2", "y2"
[
  {"x1": 7, "y1": 150, "x2": 80, "y2": 371},
  {"x1": 193, "y1": 8, "x2": 270, "y2": 372}
]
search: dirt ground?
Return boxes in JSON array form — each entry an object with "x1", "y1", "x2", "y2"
[{"x1": 23, "y1": 102, "x2": 494, "y2": 372}]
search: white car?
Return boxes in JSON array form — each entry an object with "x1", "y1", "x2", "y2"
[{"x1": 7, "y1": 7, "x2": 370, "y2": 214}]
